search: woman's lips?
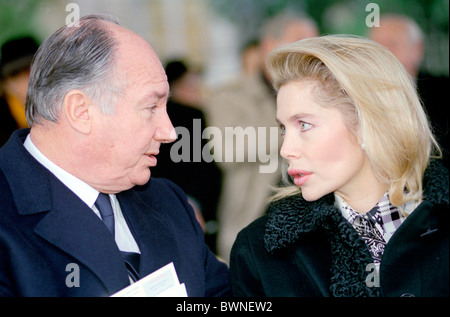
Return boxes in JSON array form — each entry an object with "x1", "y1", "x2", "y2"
[{"x1": 288, "y1": 169, "x2": 312, "y2": 186}]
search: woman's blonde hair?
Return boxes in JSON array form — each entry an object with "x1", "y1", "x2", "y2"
[{"x1": 267, "y1": 35, "x2": 441, "y2": 207}]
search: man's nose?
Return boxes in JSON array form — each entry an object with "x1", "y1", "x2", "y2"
[{"x1": 155, "y1": 114, "x2": 177, "y2": 144}]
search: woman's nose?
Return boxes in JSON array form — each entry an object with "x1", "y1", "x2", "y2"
[{"x1": 279, "y1": 133, "x2": 301, "y2": 160}]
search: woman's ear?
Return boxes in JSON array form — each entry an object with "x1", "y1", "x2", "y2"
[{"x1": 62, "y1": 89, "x2": 93, "y2": 134}]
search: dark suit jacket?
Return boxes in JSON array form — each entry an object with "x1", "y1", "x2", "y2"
[
  {"x1": 0, "y1": 129, "x2": 231, "y2": 297},
  {"x1": 230, "y1": 161, "x2": 449, "y2": 297}
]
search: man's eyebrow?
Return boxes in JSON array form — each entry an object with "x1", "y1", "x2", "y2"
[
  {"x1": 138, "y1": 90, "x2": 168, "y2": 104},
  {"x1": 149, "y1": 90, "x2": 168, "y2": 99}
]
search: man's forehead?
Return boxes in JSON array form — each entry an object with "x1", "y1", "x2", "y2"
[
  {"x1": 102, "y1": 22, "x2": 168, "y2": 89},
  {"x1": 110, "y1": 24, "x2": 162, "y2": 68},
  {"x1": 117, "y1": 45, "x2": 166, "y2": 81}
]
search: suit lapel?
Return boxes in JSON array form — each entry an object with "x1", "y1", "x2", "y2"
[
  {"x1": 33, "y1": 176, "x2": 130, "y2": 294},
  {"x1": 117, "y1": 188, "x2": 176, "y2": 278}
]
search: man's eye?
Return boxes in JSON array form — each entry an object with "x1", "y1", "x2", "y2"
[
  {"x1": 279, "y1": 126, "x2": 286, "y2": 136},
  {"x1": 300, "y1": 122, "x2": 312, "y2": 132}
]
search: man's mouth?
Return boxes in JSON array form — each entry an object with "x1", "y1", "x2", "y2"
[{"x1": 144, "y1": 152, "x2": 158, "y2": 166}]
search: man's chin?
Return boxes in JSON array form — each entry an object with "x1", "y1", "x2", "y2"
[{"x1": 130, "y1": 169, "x2": 151, "y2": 187}]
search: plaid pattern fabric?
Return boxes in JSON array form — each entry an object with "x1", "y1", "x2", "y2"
[
  {"x1": 367, "y1": 193, "x2": 405, "y2": 242},
  {"x1": 335, "y1": 192, "x2": 405, "y2": 263}
]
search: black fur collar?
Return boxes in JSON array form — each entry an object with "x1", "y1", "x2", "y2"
[{"x1": 264, "y1": 160, "x2": 448, "y2": 296}]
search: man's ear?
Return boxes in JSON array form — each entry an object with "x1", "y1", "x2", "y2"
[{"x1": 62, "y1": 90, "x2": 93, "y2": 134}]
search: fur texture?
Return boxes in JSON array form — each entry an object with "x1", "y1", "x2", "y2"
[{"x1": 264, "y1": 160, "x2": 448, "y2": 296}]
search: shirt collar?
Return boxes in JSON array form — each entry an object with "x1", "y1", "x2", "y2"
[
  {"x1": 23, "y1": 135, "x2": 99, "y2": 209},
  {"x1": 334, "y1": 192, "x2": 406, "y2": 243}
]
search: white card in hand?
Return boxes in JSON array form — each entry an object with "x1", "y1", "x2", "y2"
[{"x1": 111, "y1": 262, "x2": 187, "y2": 297}]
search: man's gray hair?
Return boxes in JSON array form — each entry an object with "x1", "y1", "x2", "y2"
[{"x1": 25, "y1": 14, "x2": 123, "y2": 126}]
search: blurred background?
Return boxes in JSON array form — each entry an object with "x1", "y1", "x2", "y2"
[{"x1": 1, "y1": 0, "x2": 448, "y2": 87}]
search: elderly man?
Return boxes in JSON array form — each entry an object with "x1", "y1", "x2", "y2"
[{"x1": 0, "y1": 14, "x2": 230, "y2": 297}]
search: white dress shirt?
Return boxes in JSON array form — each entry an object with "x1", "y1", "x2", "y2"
[{"x1": 24, "y1": 135, "x2": 140, "y2": 254}]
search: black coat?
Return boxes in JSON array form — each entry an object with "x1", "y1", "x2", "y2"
[{"x1": 230, "y1": 161, "x2": 449, "y2": 297}]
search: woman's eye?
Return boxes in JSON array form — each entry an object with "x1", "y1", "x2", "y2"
[
  {"x1": 300, "y1": 122, "x2": 312, "y2": 132},
  {"x1": 279, "y1": 126, "x2": 286, "y2": 136}
]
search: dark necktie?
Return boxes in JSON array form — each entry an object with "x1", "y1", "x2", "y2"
[
  {"x1": 95, "y1": 193, "x2": 115, "y2": 236},
  {"x1": 95, "y1": 193, "x2": 140, "y2": 282},
  {"x1": 121, "y1": 251, "x2": 140, "y2": 282}
]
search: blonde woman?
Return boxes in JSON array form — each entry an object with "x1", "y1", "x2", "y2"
[{"x1": 229, "y1": 35, "x2": 448, "y2": 297}]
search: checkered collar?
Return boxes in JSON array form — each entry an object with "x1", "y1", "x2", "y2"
[{"x1": 334, "y1": 192, "x2": 416, "y2": 243}]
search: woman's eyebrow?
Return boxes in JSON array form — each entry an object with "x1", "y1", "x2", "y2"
[{"x1": 276, "y1": 113, "x2": 315, "y2": 126}]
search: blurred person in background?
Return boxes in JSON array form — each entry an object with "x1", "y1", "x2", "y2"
[
  {"x1": 0, "y1": 36, "x2": 39, "y2": 146},
  {"x1": 369, "y1": 14, "x2": 448, "y2": 168},
  {"x1": 369, "y1": 14, "x2": 424, "y2": 78},
  {"x1": 151, "y1": 60, "x2": 223, "y2": 252},
  {"x1": 205, "y1": 12, "x2": 319, "y2": 263},
  {"x1": 240, "y1": 39, "x2": 262, "y2": 78}
]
